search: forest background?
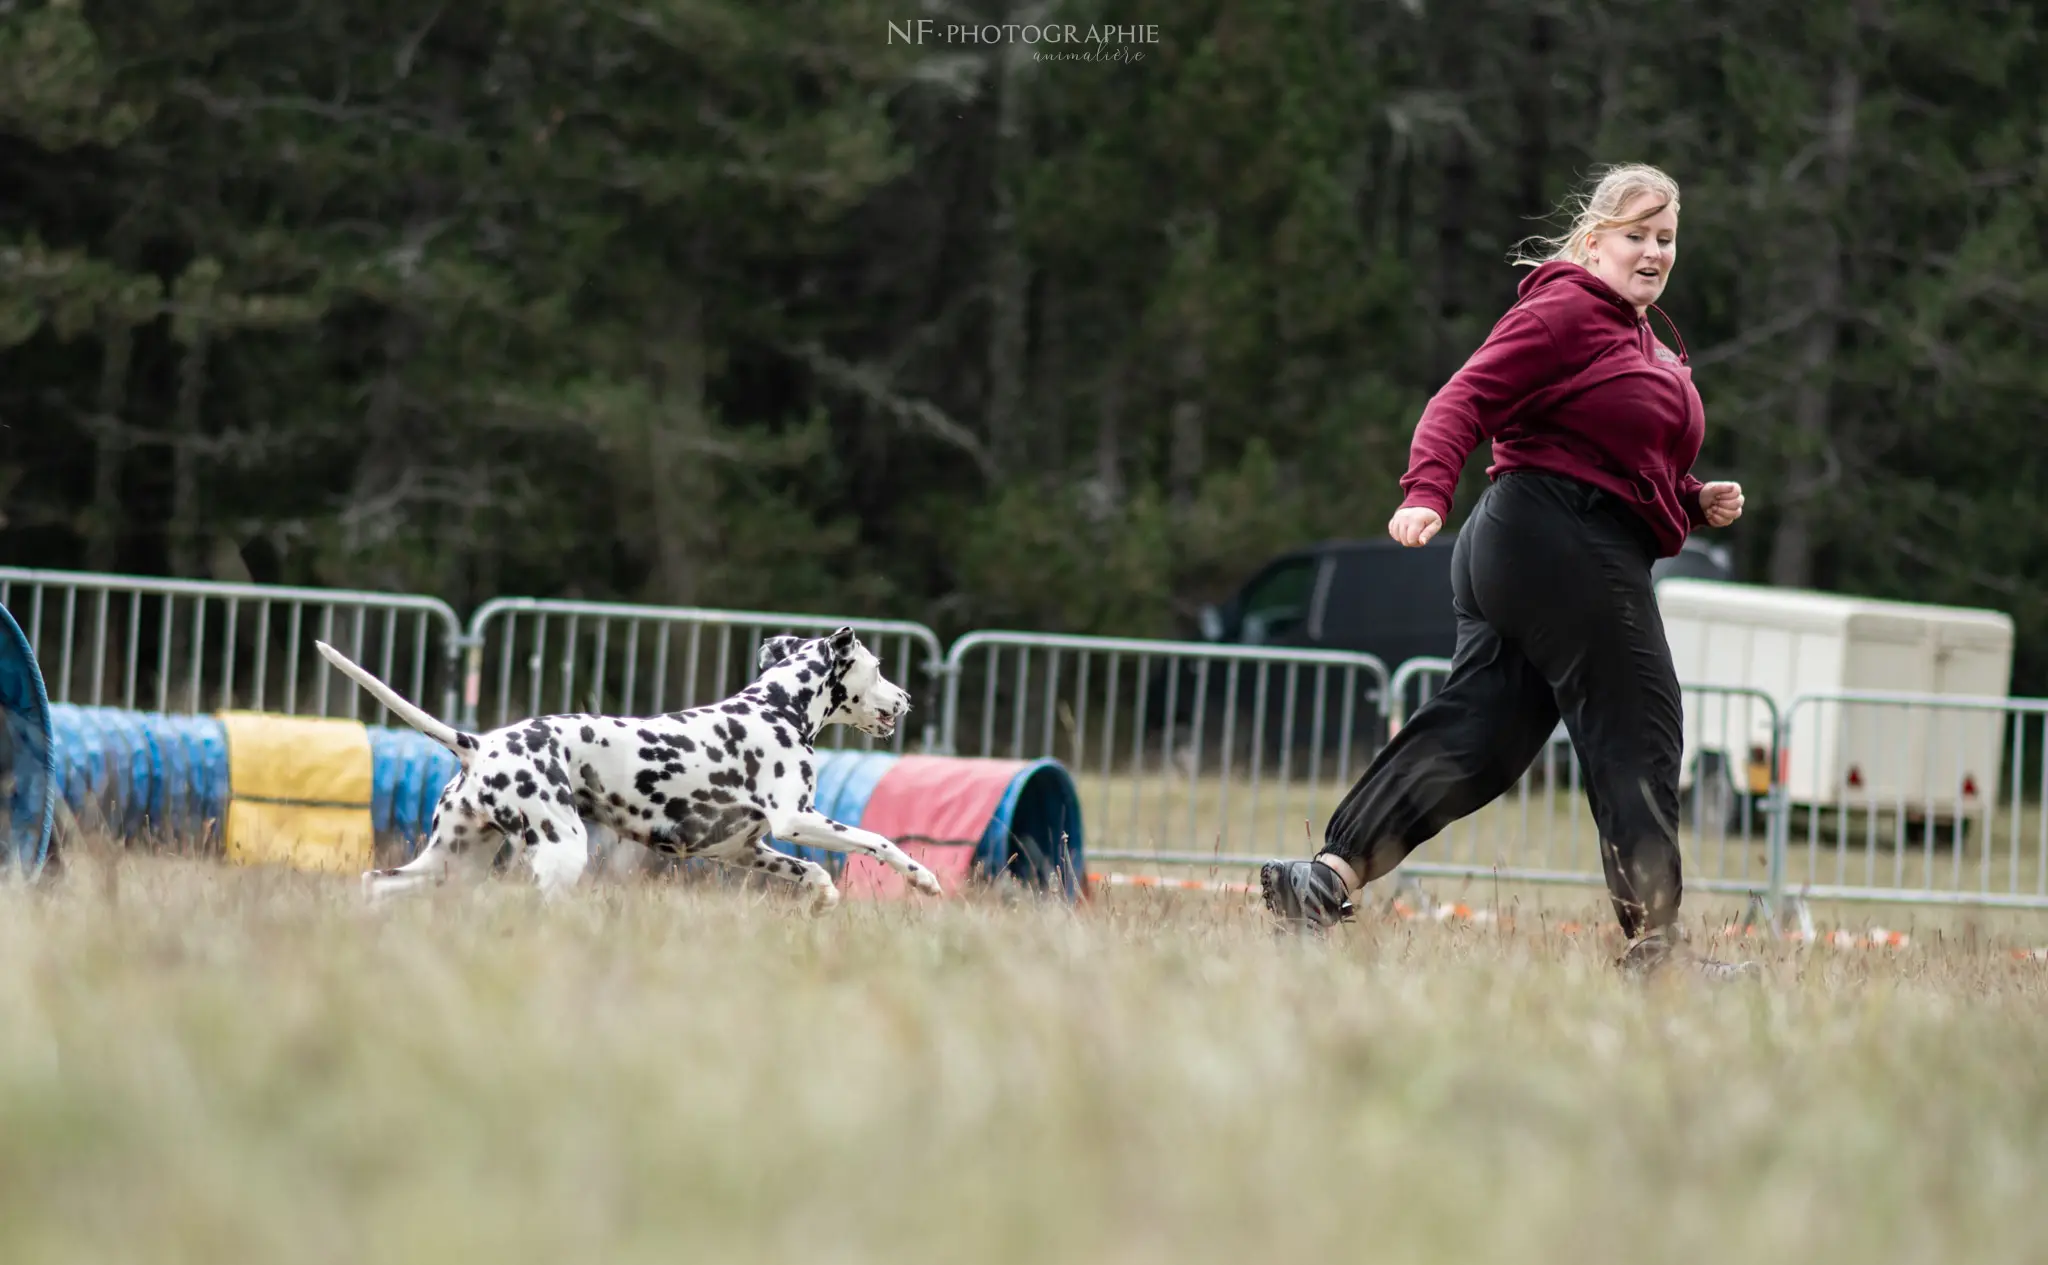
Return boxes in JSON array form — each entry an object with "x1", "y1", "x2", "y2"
[{"x1": 3, "y1": 0, "x2": 2043, "y2": 688}]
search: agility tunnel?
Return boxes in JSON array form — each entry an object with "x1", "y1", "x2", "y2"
[
  {"x1": 45, "y1": 703, "x2": 459, "y2": 871},
  {"x1": 775, "y1": 750, "x2": 1087, "y2": 901},
  {"x1": 0, "y1": 605, "x2": 57, "y2": 878},
  {"x1": 39, "y1": 700, "x2": 1086, "y2": 900}
]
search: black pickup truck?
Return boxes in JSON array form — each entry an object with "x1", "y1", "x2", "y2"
[{"x1": 1200, "y1": 533, "x2": 1732, "y2": 665}]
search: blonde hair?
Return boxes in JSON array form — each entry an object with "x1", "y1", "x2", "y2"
[{"x1": 1512, "y1": 163, "x2": 1681, "y2": 268}]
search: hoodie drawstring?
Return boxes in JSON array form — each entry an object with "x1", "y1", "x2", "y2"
[{"x1": 1646, "y1": 303, "x2": 1689, "y2": 364}]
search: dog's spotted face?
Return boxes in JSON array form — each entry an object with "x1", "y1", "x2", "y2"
[{"x1": 756, "y1": 627, "x2": 911, "y2": 739}]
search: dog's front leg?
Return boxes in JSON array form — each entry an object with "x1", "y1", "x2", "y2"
[{"x1": 772, "y1": 810, "x2": 944, "y2": 897}]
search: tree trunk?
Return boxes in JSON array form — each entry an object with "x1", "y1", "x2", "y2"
[
  {"x1": 1032, "y1": 276, "x2": 1064, "y2": 474},
  {"x1": 983, "y1": 1, "x2": 1040, "y2": 477},
  {"x1": 1168, "y1": 336, "x2": 1205, "y2": 507},
  {"x1": 1768, "y1": 47, "x2": 1863, "y2": 589},
  {"x1": 1092, "y1": 351, "x2": 1125, "y2": 514},
  {"x1": 167, "y1": 326, "x2": 211, "y2": 578},
  {"x1": 343, "y1": 314, "x2": 420, "y2": 566},
  {"x1": 1515, "y1": 13, "x2": 1553, "y2": 220},
  {"x1": 1593, "y1": 2, "x2": 1628, "y2": 146},
  {"x1": 641, "y1": 289, "x2": 712, "y2": 606},
  {"x1": 1166, "y1": 203, "x2": 1215, "y2": 508},
  {"x1": 83, "y1": 315, "x2": 133, "y2": 573},
  {"x1": 1433, "y1": 0, "x2": 1476, "y2": 373}
]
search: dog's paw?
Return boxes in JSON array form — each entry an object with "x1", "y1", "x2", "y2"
[
  {"x1": 809, "y1": 881, "x2": 842, "y2": 914},
  {"x1": 909, "y1": 866, "x2": 944, "y2": 897}
]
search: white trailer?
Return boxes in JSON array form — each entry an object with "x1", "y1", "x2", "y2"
[{"x1": 1657, "y1": 579, "x2": 2016, "y2": 831}]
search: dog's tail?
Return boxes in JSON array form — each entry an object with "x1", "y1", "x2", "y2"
[{"x1": 315, "y1": 640, "x2": 478, "y2": 764}]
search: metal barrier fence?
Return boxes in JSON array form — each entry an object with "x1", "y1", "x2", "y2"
[
  {"x1": 937, "y1": 630, "x2": 1391, "y2": 861},
  {"x1": 1387, "y1": 655, "x2": 1456, "y2": 731},
  {"x1": 1384, "y1": 655, "x2": 1783, "y2": 902},
  {"x1": 1774, "y1": 690, "x2": 2048, "y2": 910},
  {"x1": 0, "y1": 567, "x2": 465, "y2": 724},
  {"x1": 461, "y1": 598, "x2": 948, "y2": 753},
  {"x1": 16, "y1": 565, "x2": 2048, "y2": 920}
]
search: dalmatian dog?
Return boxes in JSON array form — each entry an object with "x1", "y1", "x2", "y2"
[{"x1": 312, "y1": 627, "x2": 945, "y2": 910}]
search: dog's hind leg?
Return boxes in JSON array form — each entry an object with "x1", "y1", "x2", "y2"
[
  {"x1": 771, "y1": 810, "x2": 944, "y2": 897},
  {"x1": 738, "y1": 839, "x2": 841, "y2": 914},
  {"x1": 364, "y1": 784, "x2": 497, "y2": 901},
  {"x1": 364, "y1": 832, "x2": 466, "y2": 900}
]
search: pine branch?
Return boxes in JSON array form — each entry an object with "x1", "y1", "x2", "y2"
[{"x1": 784, "y1": 339, "x2": 998, "y2": 481}]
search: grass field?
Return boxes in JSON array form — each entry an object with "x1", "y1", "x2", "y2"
[{"x1": 5, "y1": 838, "x2": 2048, "y2": 1264}]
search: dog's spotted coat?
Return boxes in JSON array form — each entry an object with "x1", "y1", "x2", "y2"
[{"x1": 314, "y1": 628, "x2": 943, "y2": 907}]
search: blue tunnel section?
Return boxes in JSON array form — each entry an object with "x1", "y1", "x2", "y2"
[
  {"x1": 49, "y1": 706, "x2": 229, "y2": 843},
  {"x1": 0, "y1": 606, "x2": 56, "y2": 876},
  {"x1": 981, "y1": 757, "x2": 1089, "y2": 900},
  {"x1": 368, "y1": 724, "x2": 463, "y2": 845}
]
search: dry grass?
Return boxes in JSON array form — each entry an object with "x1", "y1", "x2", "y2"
[{"x1": 4, "y1": 837, "x2": 2048, "y2": 1265}]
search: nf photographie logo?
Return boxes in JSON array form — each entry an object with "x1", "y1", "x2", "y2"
[{"x1": 887, "y1": 20, "x2": 1160, "y2": 62}]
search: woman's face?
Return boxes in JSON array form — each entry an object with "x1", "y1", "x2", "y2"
[{"x1": 1586, "y1": 192, "x2": 1678, "y2": 314}]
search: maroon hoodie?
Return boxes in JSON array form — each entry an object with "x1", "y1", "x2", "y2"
[{"x1": 1397, "y1": 259, "x2": 1710, "y2": 558}]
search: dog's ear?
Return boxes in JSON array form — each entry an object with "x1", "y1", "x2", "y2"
[
  {"x1": 826, "y1": 625, "x2": 858, "y2": 658},
  {"x1": 757, "y1": 635, "x2": 805, "y2": 673}
]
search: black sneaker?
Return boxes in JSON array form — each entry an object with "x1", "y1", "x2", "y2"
[
  {"x1": 1259, "y1": 859, "x2": 1355, "y2": 933},
  {"x1": 1616, "y1": 928, "x2": 1761, "y2": 982},
  {"x1": 1616, "y1": 927, "x2": 1678, "y2": 976}
]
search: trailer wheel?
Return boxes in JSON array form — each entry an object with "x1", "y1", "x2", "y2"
[{"x1": 1903, "y1": 811, "x2": 1972, "y2": 848}]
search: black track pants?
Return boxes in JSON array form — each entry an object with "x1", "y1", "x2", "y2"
[{"x1": 1323, "y1": 471, "x2": 1686, "y2": 938}]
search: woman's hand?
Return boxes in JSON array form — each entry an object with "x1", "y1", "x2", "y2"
[
  {"x1": 1699, "y1": 481, "x2": 1744, "y2": 528},
  {"x1": 1387, "y1": 506, "x2": 1444, "y2": 547}
]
